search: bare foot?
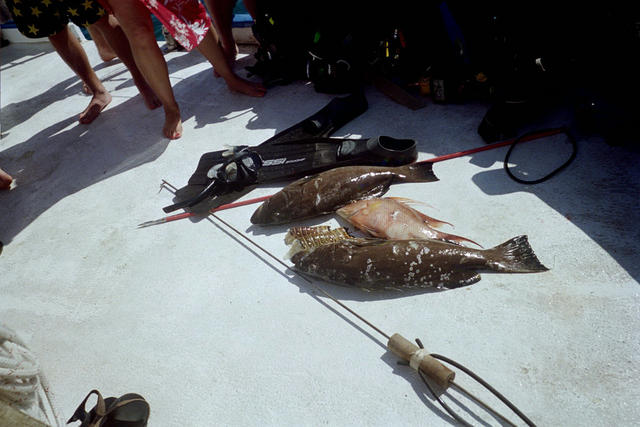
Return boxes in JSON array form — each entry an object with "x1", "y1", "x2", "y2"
[
  {"x1": 0, "y1": 167, "x2": 12, "y2": 190},
  {"x1": 163, "y1": 109, "x2": 183, "y2": 139},
  {"x1": 133, "y1": 76, "x2": 162, "y2": 110},
  {"x1": 82, "y1": 82, "x2": 92, "y2": 95},
  {"x1": 214, "y1": 41, "x2": 238, "y2": 78},
  {"x1": 79, "y1": 90, "x2": 112, "y2": 124},
  {"x1": 223, "y1": 42, "x2": 239, "y2": 65},
  {"x1": 98, "y1": 48, "x2": 117, "y2": 62},
  {"x1": 224, "y1": 75, "x2": 266, "y2": 97}
]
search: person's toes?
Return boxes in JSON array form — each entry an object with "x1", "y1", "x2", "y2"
[
  {"x1": 79, "y1": 93, "x2": 111, "y2": 124},
  {"x1": 79, "y1": 103, "x2": 103, "y2": 124},
  {"x1": 164, "y1": 128, "x2": 182, "y2": 139},
  {"x1": 244, "y1": 82, "x2": 267, "y2": 97},
  {"x1": 226, "y1": 77, "x2": 267, "y2": 98},
  {"x1": 0, "y1": 168, "x2": 13, "y2": 190},
  {"x1": 163, "y1": 118, "x2": 182, "y2": 140},
  {"x1": 253, "y1": 83, "x2": 267, "y2": 96}
]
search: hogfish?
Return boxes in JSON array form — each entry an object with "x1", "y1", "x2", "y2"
[
  {"x1": 337, "y1": 197, "x2": 481, "y2": 247},
  {"x1": 251, "y1": 162, "x2": 437, "y2": 225},
  {"x1": 286, "y1": 227, "x2": 548, "y2": 290}
]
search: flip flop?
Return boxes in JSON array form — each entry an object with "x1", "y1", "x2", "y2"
[{"x1": 67, "y1": 389, "x2": 149, "y2": 427}]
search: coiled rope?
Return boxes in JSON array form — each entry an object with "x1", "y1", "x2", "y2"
[{"x1": 0, "y1": 325, "x2": 61, "y2": 426}]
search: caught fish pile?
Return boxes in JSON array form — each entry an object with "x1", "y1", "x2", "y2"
[
  {"x1": 250, "y1": 162, "x2": 437, "y2": 225},
  {"x1": 249, "y1": 161, "x2": 548, "y2": 291},
  {"x1": 286, "y1": 227, "x2": 548, "y2": 290}
]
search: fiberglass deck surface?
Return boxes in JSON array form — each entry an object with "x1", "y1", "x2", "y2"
[{"x1": 1, "y1": 41, "x2": 639, "y2": 426}]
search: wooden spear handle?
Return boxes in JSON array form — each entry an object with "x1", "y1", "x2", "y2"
[{"x1": 387, "y1": 333, "x2": 455, "y2": 389}]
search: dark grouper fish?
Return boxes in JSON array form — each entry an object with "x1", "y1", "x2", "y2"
[
  {"x1": 287, "y1": 228, "x2": 548, "y2": 290},
  {"x1": 251, "y1": 162, "x2": 437, "y2": 225}
]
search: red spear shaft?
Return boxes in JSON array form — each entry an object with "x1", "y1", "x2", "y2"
[
  {"x1": 138, "y1": 127, "x2": 564, "y2": 228},
  {"x1": 137, "y1": 195, "x2": 272, "y2": 228}
]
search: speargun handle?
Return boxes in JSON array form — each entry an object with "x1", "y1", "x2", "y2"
[{"x1": 387, "y1": 333, "x2": 455, "y2": 389}]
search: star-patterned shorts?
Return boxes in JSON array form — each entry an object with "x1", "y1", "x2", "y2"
[{"x1": 5, "y1": 0, "x2": 107, "y2": 38}]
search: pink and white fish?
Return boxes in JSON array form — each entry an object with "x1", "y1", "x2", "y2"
[{"x1": 336, "y1": 197, "x2": 482, "y2": 247}]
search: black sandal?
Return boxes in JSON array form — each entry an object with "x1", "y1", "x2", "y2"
[{"x1": 67, "y1": 389, "x2": 149, "y2": 427}]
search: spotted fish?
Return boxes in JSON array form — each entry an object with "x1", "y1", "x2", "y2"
[
  {"x1": 250, "y1": 162, "x2": 437, "y2": 225},
  {"x1": 287, "y1": 228, "x2": 548, "y2": 290}
]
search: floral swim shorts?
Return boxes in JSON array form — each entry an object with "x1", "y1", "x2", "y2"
[{"x1": 139, "y1": 0, "x2": 212, "y2": 51}]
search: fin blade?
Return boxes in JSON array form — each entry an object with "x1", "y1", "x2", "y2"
[
  {"x1": 415, "y1": 211, "x2": 453, "y2": 229},
  {"x1": 396, "y1": 162, "x2": 438, "y2": 183},
  {"x1": 385, "y1": 196, "x2": 438, "y2": 211},
  {"x1": 363, "y1": 178, "x2": 394, "y2": 199},
  {"x1": 486, "y1": 235, "x2": 549, "y2": 273},
  {"x1": 384, "y1": 197, "x2": 452, "y2": 228}
]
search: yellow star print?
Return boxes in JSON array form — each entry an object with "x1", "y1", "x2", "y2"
[
  {"x1": 67, "y1": 7, "x2": 78, "y2": 16},
  {"x1": 31, "y1": 6, "x2": 42, "y2": 17},
  {"x1": 27, "y1": 24, "x2": 38, "y2": 36},
  {"x1": 96, "y1": 8, "x2": 105, "y2": 16},
  {"x1": 82, "y1": 0, "x2": 93, "y2": 10},
  {"x1": 12, "y1": 7, "x2": 21, "y2": 17},
  {"x1": 42, "y1": 0, "x2": 52, "y2": 7}
]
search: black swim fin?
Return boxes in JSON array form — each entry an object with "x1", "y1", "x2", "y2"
[
  {"x1": 164, "y1": 92, "x2": 367, "y2": 213},
  {"x1": 253, "y1": 135, "x2": 417, "y2": 182},
  {"x1": 163, "y1": 136, "x2": 418, "y2": 213},
  {"x1": 259, "y1": 90, "x2": 368, "y2": 146}
]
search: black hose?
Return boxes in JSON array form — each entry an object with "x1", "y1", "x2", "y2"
[{"x1": 504, "y1": 127, "x2": 577, "y2": 185}]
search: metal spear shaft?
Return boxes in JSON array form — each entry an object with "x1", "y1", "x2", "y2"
[{"x1": 207, "y1": 210, "x2": 532, "y2": 427}]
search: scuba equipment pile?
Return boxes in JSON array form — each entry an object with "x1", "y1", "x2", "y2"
[{"x1": 246, "y1": 0, "x2": 369, "y2": 93}]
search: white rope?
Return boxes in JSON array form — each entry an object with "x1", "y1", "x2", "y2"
[{"x1": 0, "y1": 324, "x2": 62, "y2": 426}]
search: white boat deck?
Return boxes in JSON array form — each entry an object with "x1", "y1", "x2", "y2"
[{"x1": 1, "y1": 39, "x2": 639, "y2": 426}]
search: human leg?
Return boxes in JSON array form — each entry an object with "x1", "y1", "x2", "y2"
[
  {"x1": 89, "y1": 14, "x2": 161, "y2": 110},
  {"x1": 242, "y1": 0, "x2": 258, "y2": 19},
  {"x1": 6, "y1": 0, "x2": 111, "y2": 123},
  {"x1": 196, "y1": 27, "x2": 265, "y2": 97},
  {"x1": 86, "y1": 25, "x2": 116, "y2": 62},
  {"x1": 203, "y1": 0, "x2": 238, "y2": 64},
  {"x1": 48, "y1": 26, "x2": 112, "y2": 124},
  {"x1": 140, "y1": 0, "x2": 264, "y2": 97},
  {"x1": 84, "y1": 21, "x2": 115, "y2": 94},
  {"x1": 104, "y1": 0, "x2": 182, "y2": 139}
]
